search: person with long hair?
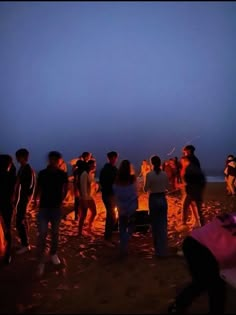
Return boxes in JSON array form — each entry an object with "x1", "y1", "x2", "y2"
[
  {"x1": 144, "y1": 155, "x2": 169, "y2": 257},
  {"x1": 113, "y1": 160, "x2": 138, "y2": 256}
]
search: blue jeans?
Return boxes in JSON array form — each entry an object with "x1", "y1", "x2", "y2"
[
  {"x1": 37, "y1": 208, "x2": 61, "y2": 262},
  {"x1": 119, "y1": 214, "x2": 135, "y2": 252},
  {"x1": 149, "y1": 193, "x2": 168, "y2": 256}
]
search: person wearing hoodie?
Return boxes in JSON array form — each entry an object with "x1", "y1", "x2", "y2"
[{"x1": 99, "y1": 151, "x2": 118, "y2": 246}]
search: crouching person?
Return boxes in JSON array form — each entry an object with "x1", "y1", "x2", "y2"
[
  {"x1": 34, "y1": 151, "x2": 68, "y2": 276},
  {"x1": 168, "y1": 212, "x2": 236, "y2": 314}
]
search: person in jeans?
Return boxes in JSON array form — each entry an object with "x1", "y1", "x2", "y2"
[
  {"x1": 144, "y1": 155, "x2": 169, "y2": 257},
  {"x1": 15, "y1": 148, "x2": 35, "y2": 254},
  {"x1": 0, "y1": 154, "x2": 16, "y2": 264},
  {"x1": 34, "y1": 151, "x2": 68, "y2": 276},
  {"x1": 168, "y1": 212, "x2": 236, "y2": 314},
  {"x1": 78, "y1": 160, "x2": 97, "y2": 236},
  {"x1": 113, "y1": 160, "x2": 138, "y2": 256},
  {"x1": 99, "y1": 151, "x2": 118, "y2": 247}
]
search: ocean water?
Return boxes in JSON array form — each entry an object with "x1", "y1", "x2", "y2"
[{"x1": 206, "y1": 176, "x2": 225, "y2": 183}]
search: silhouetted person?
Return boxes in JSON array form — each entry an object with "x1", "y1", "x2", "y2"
[
  {"x1": 113, "y1": 160, "x2": 138, "y2": 256},
  {"x1": 0, "y1": 155, "x2": 16, "y2": 264},
  {"x1": 99, "y1": 151, "x2": 118, "y2": 246},
  {"x1": 144, "y1": 156, "x2": 169, "y2": 257},
  {"x1": 73, "y1": 159, "x2": 87, "y2": 221},
  {"x1": 78, "y1": 159, "x2": 97, "y2": 236},
  {"x1": 224, "y1": 155, "x2": 236, "y2": 196},
  {"x1": 182, "y1": 145, "x2": 201, "y2": 168},
  {"x1": 34, "y1": 151, "x2": 68, "y2": 277},
  {"x1": 15, "y1": 148, "x2": 35, "y2": 254}
]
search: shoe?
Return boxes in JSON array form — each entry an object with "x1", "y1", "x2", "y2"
[
  {"x1": 37, "y1": 263, "x2": 45, "y2": 277},
  {"x1": 51, "y1": 254, "x2": 61, "y2": 265},
  {"x1": 176, "y1": 224, "x2": 189, "y2": 232},
  {"x1": 16, "y1": 245, "x2": 31, "y2": 255}
]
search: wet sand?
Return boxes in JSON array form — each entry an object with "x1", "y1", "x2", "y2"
[{"x1": 0, "y1": 182, "x2": 236, "y2": 314}]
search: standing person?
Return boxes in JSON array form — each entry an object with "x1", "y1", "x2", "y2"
[
  {"x1": 224, "y1": 155, "x2": 236, "y2": 196},
  {"x1": 73, "y1": 160, "x2": 87, "y2": 221},
  {"x1": 113, "y1": 160, "x2": 138, "y2": 256},
  {"x1": 58, "y1": 157, "x2": 67, "y2": 173},
  {"x1": 182, "y1": 145, "x2": 201, "y2": 168},
  {"x1": 99, "y1": 151, "x2": 118, "y2": 246},
  {"x1": 15, "y1": 148, "x2": 35, "y2": 254},
  {"x1": 78, "y1": 159, "x2": 97, "y2": 236},
  {"x1": 34, "y1": 151, "x2": 68, "y2": 276},
  {"x1": 174, "y1": 157, "x2": 181, "y2": 184},
  {"x1": 0, "y1": 155, "x2": 16, "y2": 264},
  {"x1": 144, "y1": 156, "x2": 169, "y2": 257},
  {"x1": 168, "y1": 212, "x2": 236, "y2": 314},
  {"x1": 178, "y1": 156, "x2": 206, "y2": 231}
]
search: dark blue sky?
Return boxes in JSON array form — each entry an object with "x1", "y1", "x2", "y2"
[{"x1": 0, "y1": 2, "x2": 235, "y2": 174}]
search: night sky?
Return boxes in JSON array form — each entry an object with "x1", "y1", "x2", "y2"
[{"x1": 0, "y1": 2, "x2": 235, "y2": 174}]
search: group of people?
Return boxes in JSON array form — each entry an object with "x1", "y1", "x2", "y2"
[{"x1": 0, "y1": 145, "x2": 236, "y2": 314}]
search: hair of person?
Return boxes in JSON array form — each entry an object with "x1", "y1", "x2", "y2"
[
  {"x1": 151, "y1": 155, "x2": 162, "y2": 175},
  {"x1": 107, "y1": 151, "x2": 118, "y2": 160},
  {"x1": 116, "y1": 159, "x2": 135, "y2": 186},
  {"x1": 15, "y1": 148, "x2": 29, "y2": 159},
  {"x1": 87, "y1": 159, "x2": 95, "y2": 167},
  {"x1": 48, "y1": 151, "x2": 62, "y2": 160},
  {"x1": 0, "y1": 154, "x2": 12, "y2": 172},
  {"x1": 82, "y1": 152, "x2": 90, "y2": 159},
  {"x1": 184, "y1": 145, "x2": 195, "y2": 153}
]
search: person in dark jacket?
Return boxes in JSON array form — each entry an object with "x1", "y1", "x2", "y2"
[
  {"x1": 0, "y1": 154, "x2": 16, "y2": 264},
  {"x1": 99, "y1": 151, "x2": 118, "y2": 246},
  {"x1": 182, "y1": 145, "x2": 201, "y2": 168},
  {"x1": 15, "y1": 148, "x2": 36, "y2": 254}
]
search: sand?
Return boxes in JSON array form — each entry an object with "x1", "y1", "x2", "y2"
[{"x1": 0, "y1": 182, "x2": 236, "y2": 314}]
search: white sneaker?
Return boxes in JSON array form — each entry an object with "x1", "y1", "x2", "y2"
[
  {"x1": 37, "y1": 263, "x2": 45, "y2": 277},
  {"x1": 51, "y1": 254, "x2": 61, "y2": 265},
  {"x1": 16, "y1": 245, "x2": 31, "y2": 255}
]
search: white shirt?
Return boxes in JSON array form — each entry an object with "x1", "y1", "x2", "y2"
[{"x1": 144, "y1": 170, "x2": 169, "y2": 193}]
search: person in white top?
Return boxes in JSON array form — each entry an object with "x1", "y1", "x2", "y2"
[
  {"x1": 144, "y1": 155, "x2": 169, "y2": 257},
  {"x1": 78, "y1": 160, "x2": 97, "y2": 236}
]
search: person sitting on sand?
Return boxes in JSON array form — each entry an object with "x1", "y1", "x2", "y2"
[
  {"x1": 144, "y1": 156, "x2": 169, "y2": 258},
  {"x1": 0, "y1": 154, "x2": 16, "y2": 264},
  {"x1": 78, "y1": 159, "x2": 97, "y2": 236},
  {"x1": 178, "y1": 156, "x2": 206, "y2": 231},
  {"x1": 113, "y1": 160, "x2": 138, "y2": 256},
  {"x1": 168, "y1": 212, "x2": 236, "y2": 314},
  {"x1": 34, "y1": 151, "x2": 68, "y2": 277}
]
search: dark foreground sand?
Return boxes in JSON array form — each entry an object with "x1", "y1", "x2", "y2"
[{"x1": 0, "y1": 182, "x2": 236, "y2": 314}]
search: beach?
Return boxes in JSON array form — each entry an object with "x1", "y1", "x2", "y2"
[{"x1": 0, "y1": 182, "x2": 236, "y2": 314}]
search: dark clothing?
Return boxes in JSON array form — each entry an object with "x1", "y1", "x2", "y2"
[
  {"x1": 184, "y1": 164, "x2": 206, "y2": 197},
  {"x1": 149, "y1": 193, "x2": 168, "y2": 256},
  {"x1": 37, "y1": 208, "x2": 61, "y2": 261},
  {"x1": 0, "y1": 169, "x2": 16, "y2": 258},
  {"x1": 37, "y1": 167, "x2": 68, "y2": 208},
  {"x1": 99, "y1": 163, "x2": 118, "y2": 195},
  {"x1": 100, "y1": 163, "x2": 118, "y2": 240},
  {"x1": 16, "y1": 195, "x2": 30, "y2": 247},
  {"x1": 103, "y1": 194, "x2": 117, "y2": 240},
  {"x1": 16, "y1": 164, "x2": 35, "y2": 247},
  {"x1": 17, "y1": 164, "x2": 35, "y2": 198},
  {"x1": 174, "y1": 236, "x2": 226, "y2": 314},
  {"x1": 188, "y1": 154, "x2": 201, "y2": 168}
]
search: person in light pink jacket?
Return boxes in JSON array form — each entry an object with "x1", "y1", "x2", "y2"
[{"x1": 168, "y1": 212, "x2": 236, "y2": 314}]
